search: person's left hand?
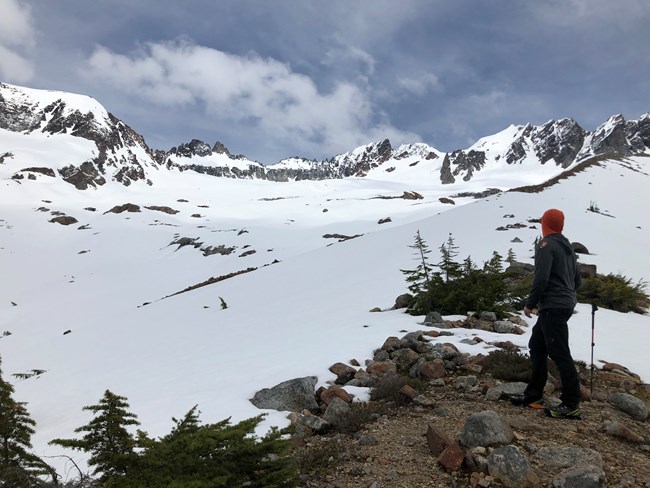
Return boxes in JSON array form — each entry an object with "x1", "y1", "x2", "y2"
[{"x1": 524, "y1": 306, "x2": 533, "y2": 318}]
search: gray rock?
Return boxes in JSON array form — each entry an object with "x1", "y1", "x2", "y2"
[
  {"x1": 459, "y1": 410, "x2": 514, "y2": 448},
  {"x1": 552, "y1": 464, "x2": 606, "y2": 487},
  {"x1": 479, "y1": 311, "x2": 497, "y2": 322},
  {"x1": 394, "y1": 293, "x2": 412, "y2": 309},
  {"x1": 322, "y1": 397, "x2": 351, "y2": 427},
  {"x1": 487, "y1": 445, "x2": 539, "y2": 487},
  {"x1": 299, "y1": 414, "x2": 330, "y2": 433},
  {"x1": 494, "y1": 382, "x2": 528, "y2": 397},
  {"x1": 455, "y1": 375, "x2": 478, "y2": 389},
  {"x1": 425, "y1": 311, "x2": 445, "y2": 324},
  {"x1": 424, "y1": 343, "x2": 459, "y2": 361},
  {"x1": 534, "y1": 446, "x2": 602, "y2": 468},
  {"x1": 486, "y1": 387, "x2": 504, "y2": 401},
  {"x1": 608, "y1": 392, "x2": 648, "y2": 420},
  {"x1": 250, "y1": 376, "x2": 318, "y2": 412},
  {"x1": 494, "y1": 320, "x2": 516, "y2": 334}
]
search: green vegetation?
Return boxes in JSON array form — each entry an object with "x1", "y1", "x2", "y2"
[
  {"x1": 401, "y1": 231, "x2": 523, "y2": 316},
  {"x1": 578, "y1": 273, "x2": 649, "y2": 314},
  {"x1": 369, "y1": 373, "x2": 426, "y2": 406},
  {"x1": 0, "y1": 358, "x2": 54, "y2": 486},
  {"x1": 401, "y1": 231, "x2": 650, "y2": 316},
  {"x1": 483, "y1": 350, "x2": 532, "y2": 382},
  {"x1": 50, "y1": 392, "x2": 299, "y2": 487}
]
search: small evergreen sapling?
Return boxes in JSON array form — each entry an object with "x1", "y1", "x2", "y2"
[
  {"x1": 50, "y1": 389, "x2": 140, "y2": 483},
  {"x1": 0, "y1": 358, "x2": 52, "y2": 484},
  {"x1": 438, "y1": 233, "x2": 462, "y2": 282},
  {"x1": 400, "y1": 230, "x2": 435, "y2": 295}
]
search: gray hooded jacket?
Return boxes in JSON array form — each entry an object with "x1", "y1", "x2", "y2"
[{"x1": 525, "y1": 233, "x2": 581, "y2": 311}]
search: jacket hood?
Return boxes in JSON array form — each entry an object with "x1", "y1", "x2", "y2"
[{"x1": 546, "y1": 233, "x2": 574, "y2": 255}]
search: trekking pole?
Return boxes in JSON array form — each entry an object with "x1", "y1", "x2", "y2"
[{"x1": 590, "y1": 303, "x2": 598, "y2": 394}]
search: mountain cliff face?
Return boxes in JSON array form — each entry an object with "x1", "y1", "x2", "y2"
[
  {"x1": 1, "y1": 82, "x2": 648, "y2": 190},
  {"x1": 0, "y1": 82, "x2": 159, "y2": 188}
]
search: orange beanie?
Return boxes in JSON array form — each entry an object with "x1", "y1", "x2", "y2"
[{"x1": 541, "y1": 208, "x2": 564, "y2": 237}]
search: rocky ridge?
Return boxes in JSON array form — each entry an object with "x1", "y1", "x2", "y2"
[
  {"x1": 1, "y1": 82, "x2": 649, "y2": 189},
  {"x1": 251, "y1": 313, "x2": 650, "y2": 487}
]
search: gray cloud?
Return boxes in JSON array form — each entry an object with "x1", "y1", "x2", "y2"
[
  {"x1": 0, "y1": 0, "x2": 35, "y2": 82},
  {"x1": 84, "y1": 39, "x2": 419, "y2": 158},
  {"x1": 7, "y1": 0, "x2": 650, "y2": 160}
]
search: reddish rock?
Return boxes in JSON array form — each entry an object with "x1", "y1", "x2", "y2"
[
  {"x1": 420, "y1": 359, "x2": 448, "y2": 380},
  {"x1": 329, "y1": 362, "x2": 357, "y2": 384},
  {"x1": 399, "y1": 385, "x2": 419, "y2": 403},
  {"x1": 437, "y1": 442, "x2": 465, "y2": 473},
  {"x1": 367, "y1": 361, "x2": 397, "y2": 376},
  {"x1": 426, "y1": 425, "x2": 453, "y2": 456},
  {"x1": 579, "y1": 384, "x2": 592, "y2": 402},
  {"x1": 604, "y1": 421, "x2": 645, "y2": 444},
  {"x1": 381, "y1": 336, "x2": 401, "y2": 352},
  {"x1": 461, "y1": 363, "x2": 483, "y2": 374},
  {"x1": 319, "y1": 386, "x2": 353, "y2": 405}
]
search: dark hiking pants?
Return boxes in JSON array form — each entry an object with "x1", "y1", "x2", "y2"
[{"x1": 524, "y1": 308, "x2": 581, "y2": 407}]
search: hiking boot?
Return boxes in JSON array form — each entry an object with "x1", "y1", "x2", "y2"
[
  {"x1": 509, "y1": 394, "x2": 545, "y2": 409},
  {"x1": 544, "y1": 403, "x2": 581, "y2": 419}
]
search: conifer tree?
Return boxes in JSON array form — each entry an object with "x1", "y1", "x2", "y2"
[
  {"x1": 484, "y1": 250, "x2": 504, "y2": 274},
  {"x1": 506, "y1": 248, "x2": 517, "y2": 265},
  {"x1": 50, "y1": 389, "x2": 140, "y2": 483},
  {"x1": 123, "y1": 409, "x2": 298, "y2": 487},
  {"x1": 462, "y1": 255, "x2": 476, "y2": 276},
  {"x1": 438, "y1": 233, "x2": 462, "y2": 282},
  {"x1": 400, "y1": 230, "x2": 435, "y2": 295},
  {"x1": 0, "y1": 358, "x2": 51, "y2": 485}
]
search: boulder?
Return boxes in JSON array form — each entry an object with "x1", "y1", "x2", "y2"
[
  {"x1": 394, "y1": 294, "x2": 413, "y2": 309},
  {"x1": 608, "y1": 392, "x2": 648, "y2": 420},
  {"x1": 552, "y1": 465, "x2": 605, "y2": 487},
  {"x1": 322, "y1": 397, "x2": 351, "y2": 428},
  {"x1": 419, "y1": 359, "x2": 447, "y2": 380},
  {"x1": 494, "y1": 320, "x2": 516, "y2": 333},
  {"x1": 572, "y1": 242, "x2": 590, "y2": 254},
  {"x1": 329, "y1": 362, "x2": 357, "y2": 384},
  {"x1": 460, "y1": 411, "x2": 514, "y2": 448},
  {"x1": 425, "y1": 311, "x2": 445, "y2": 324},
  {"x1": 250, "y1": 376, "x2": 318, "y2": 412},
  {"x1": 479, "y1": 311, "x2": 497, "y2": 322},
  {"x1": 534, "y1": 446, "x2": 602, "y2": 468},
  {"x1": 487, "y1": 445, "x2": 539, "y2": 487}
]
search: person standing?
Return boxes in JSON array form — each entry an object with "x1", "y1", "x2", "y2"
[{"x1": 510, "y1": 208, "x2": 582, "y2": 419}]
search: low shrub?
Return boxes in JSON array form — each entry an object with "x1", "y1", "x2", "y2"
[
  {"x1": 369, "y1": 372, "x2": 426, "y2": 405},
  {"x1": 296, "y1": 439, "x2": 343, "y2": 476},
  {"x1": 483, "y1": 350, "x2": 532, "y2": 382},
  {"x1": 332, "y1": 402, "x2": 387, "y2": 434},
  {"x1": 577, "y1": 273, "x2": 649, "y2": 314}
]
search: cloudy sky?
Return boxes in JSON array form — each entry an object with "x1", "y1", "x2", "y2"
[{"x1": 1, "y1": 0, "x2": 649, "y2": 163}]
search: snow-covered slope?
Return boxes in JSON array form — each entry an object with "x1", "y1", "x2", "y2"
[
  {"x1": 1, "y1": 82, "x2": 649, "y2": 478},
  {"x1": 1, "y1": 150, "x2": 649, "y2": 477}
]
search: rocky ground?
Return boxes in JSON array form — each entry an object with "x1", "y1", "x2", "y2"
[{"x1": 288, "y1": 321, "x2": 650, "y2": 488}]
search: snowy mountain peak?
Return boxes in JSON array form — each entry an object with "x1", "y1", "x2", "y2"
[{"x1": 1, "y1": 82, "x2": 649, "y2": 191}]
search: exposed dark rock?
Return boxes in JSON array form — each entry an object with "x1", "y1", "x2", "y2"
[
  {"x1": 572, "y1": 242, "x2": 590, "y2": 254},
  {"x1": 440, "y1": 153, "x2": 455, "y2": 184},
  {"x1": 49, "y1": 215, "x2": 78, "y2": 225},
  {"x1": 144, "y1": 206, "x2": 179, "y2": 214},
  {"x1": 169, "y1": 139, "x2": 213, "y2": 158},
  {"x1": 250, "y1": 376, "x2": 319, "y2": 412},
  {"x1": 20, "y1": 167, "x2": 55, "y2": 177},
  {"x1": 449, "y1": 150, "x2": 487, "y2": 181},
  {"x1": 104, "y1": 203, "x2": 141, "y2": 214},
  {"x1": 59, "y1": 162, "x2": 106, "y2": 189}
]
